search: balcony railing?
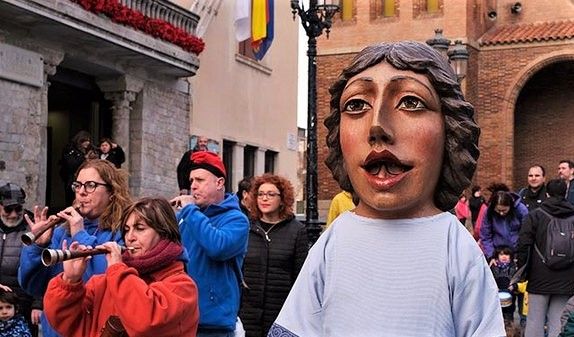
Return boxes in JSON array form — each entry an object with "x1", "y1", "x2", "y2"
[{"x1": 120, "y1": 0, "x2": 199, "y2": 36}]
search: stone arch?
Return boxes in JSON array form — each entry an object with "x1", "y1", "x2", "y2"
[{"x1": 501, "y1": 49, "x2": 574, "y2": 187}]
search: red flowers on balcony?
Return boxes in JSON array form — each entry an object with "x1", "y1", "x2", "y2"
[{"x1": 71, "y1": 0, "x2": 205, "y2": 54}]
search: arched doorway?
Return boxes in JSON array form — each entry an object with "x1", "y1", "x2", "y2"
[
  {"x1": 47, "y1": 68, "x2": 112, "y2": 211},
  {"x1": 513, "y1": 61, "x2": 574, "y2": 188}
]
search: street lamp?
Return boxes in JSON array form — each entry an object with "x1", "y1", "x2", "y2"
[
  {"x1": 291, "y1": 0, "x2": 340, "y2": 244},
  {"x1": 426, "y1": 29, "x2": 469, "y2": 82},
  {"x1": 448, "y1": 40, "x2": 469, "y2": 82}
]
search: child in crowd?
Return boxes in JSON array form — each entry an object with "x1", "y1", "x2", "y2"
[
  {"x1": 0, "y1": 291, "x2": 31, "y2": 337},
  {"x1": 491, "y1": 246, "x2": 518, "y2": 325}
]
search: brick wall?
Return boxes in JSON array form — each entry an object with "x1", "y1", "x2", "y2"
[{"x1": 0, "y1": 77, "x2": 45, "y2": 207}]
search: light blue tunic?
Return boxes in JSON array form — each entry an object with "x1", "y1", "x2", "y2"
[{"x1": 269, "y1": 211, "x2": 506, "y2": 337}]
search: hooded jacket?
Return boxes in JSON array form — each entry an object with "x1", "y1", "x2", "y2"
[
  {"x1": 479, "y1": 192, "x2": 528, "y2": 259},
  {"x1": 517, "y1": 196, "x2": 574, "y2": 295},
  {"x1": 177, "y1": 193, "x2": 249, "y2": 331}
]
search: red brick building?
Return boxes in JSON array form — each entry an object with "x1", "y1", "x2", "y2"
[{"x1": 315, "y1": 0, "x2": 574, "y2": 213}]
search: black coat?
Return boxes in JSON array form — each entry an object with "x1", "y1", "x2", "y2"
[
  {"x1": 100, "y1": 146, "x2": 125, "y2": 168},
  {"x1": 239, "y1": 217, "x2": 309, "y2": 337},
  {"x1": 0, "y1": 212, "x2": 42, "y2": 321},
  {"x1": 176, "y1": 150, "x2": 193, "y2": 191},
  {"x1": 517, "y1": 197, "x2": 574, "y2": 295}
]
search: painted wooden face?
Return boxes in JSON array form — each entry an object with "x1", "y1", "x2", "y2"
[{"x1": 339, "y1": 62, "x2": 445, "y2": 219}]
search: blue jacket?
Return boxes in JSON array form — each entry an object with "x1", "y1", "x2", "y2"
[
  {"x1": 18, "y1": 219, "x2": 123, "y2": 337},
  {"x1": 480, "y1": 193, "x2": 528, "y2": 259},
  {"x1": 177, "y1": 193, "x2": 249, "y2": 331}
]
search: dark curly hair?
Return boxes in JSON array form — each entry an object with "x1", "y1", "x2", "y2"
[
  {"x1": 324, "y1": 41, "x2": 480, "y2": 211},
  {"x1": 248, "y1": 174, "x2": 295, "y2": 221}
]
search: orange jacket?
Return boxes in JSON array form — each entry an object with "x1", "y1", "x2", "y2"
[{"x1": 44, "y1": 261, "x2": 199, "y2": 337}]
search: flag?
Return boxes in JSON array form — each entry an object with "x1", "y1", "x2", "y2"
[
  {"x1": 235, "y1": 0, "x2": 251, "y2": 41},
  {"x1": 252, "y1": 0, "x2": 274, "y2": 60}
]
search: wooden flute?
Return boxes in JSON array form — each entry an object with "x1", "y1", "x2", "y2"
[{"x1": 41, "y1": 246, "x2": 137, "y2": 267}]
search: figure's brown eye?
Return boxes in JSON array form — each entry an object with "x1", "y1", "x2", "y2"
[
  {"x1": 342, "y1": 99, "x2": 371, "y2": 114},
  {"x1": 397, "y1": 96, "x2": 426, "y2": 111}
]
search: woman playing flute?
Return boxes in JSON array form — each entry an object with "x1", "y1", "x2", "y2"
[
  {"x1": 43, "y1": 197, "x2": 199, "y2": 337},
  {"x1": 18, "y1": 159, "x2": 131, "y2": 337}
]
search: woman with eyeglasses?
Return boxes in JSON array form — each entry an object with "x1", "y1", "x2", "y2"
[
  {"x1": 239, "y1": 173, "x2": 309, "y2": 337},
  {"x1": 18, "y1": 159, "x2": 131, "y2": 337}
]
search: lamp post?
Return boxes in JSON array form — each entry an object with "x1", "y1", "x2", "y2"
[
  {"x1": 426, "y1": 29, "x2": 469, "y2": 82},
  {"x1": 291, "y1": 0, "x2": 339, "y2": 244}
]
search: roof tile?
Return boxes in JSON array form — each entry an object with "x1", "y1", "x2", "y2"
[{"x1": 480, "y1": 20, "x2": 574, "y2": 46}]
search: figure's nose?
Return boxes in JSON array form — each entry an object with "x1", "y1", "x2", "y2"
[
  {"x1": 368, "y1": 125, "x2": 393, "y2": 146},
  {"x1": 368, "y1": 102, "x2": 394, "y2": 146}
]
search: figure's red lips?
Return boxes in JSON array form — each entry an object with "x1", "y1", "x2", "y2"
[{"x1": 361, "y1": 150, "x2": 413, "y2": 176}]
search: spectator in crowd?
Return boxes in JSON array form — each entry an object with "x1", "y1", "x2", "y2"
[
  {"x1": 558, "y1": 160, "x2": 574, "y2": 205},
  {"x1": 19, "y1": 159, "x2": 131, "y2": 337},
  {"x1": 490, "y1": 246, "x2": 518, "y2": 326},
  {"x1": 237, "y1": 177, "x2": 253, "y2": 216},
  {"x1": 480, "y1": 188, "x2": 528, "y2": 263},
  {"x1": 99, "y1": 138, "x2": 125, "y2": 168},
  {"x1": 43, "y1": 197, "x2": 199, "y2": 337},
  {"x1": 455, "y1": 192, "x2": 472, "y2": 232},
  {"x1": 325, "y1": 191, "x2": 357, "y2": 227},
  {"x1": 170, "y1": 151, "x2": 249, "y2": 337},
  {"x1": 474, "y1": 183, "x2": 510, "y2": 242},
  {"x1": 240, "y1": 174, "x2": 308, "y2": 337},
  {"x1": 519, "y1": 165, "x2": 547, "y2": 210},
  {"x1": 0, "y1": 184, "x2": 40, "y2": 336},
  {"x1": 59, "y1": 130, "x2": 97, "y2": 205},
  {"x1": 177, "y1": 135, "x2": 209, "y2": 196},
  {"x1": 469, "y1": 185, "x2": 486, "y2": 229},
  {"x1": 0, "y1": 291, "x2": 31, "y2": 337},
  {"x1": 517, "y1": 178, "x2": 574, "y2": 337},
  {"x1": 268, "y1": 41, "x2": 505, "y2": 336}
]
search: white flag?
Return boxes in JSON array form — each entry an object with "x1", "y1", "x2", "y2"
[{"x1": 235, "y1": 0, "x2": 251, "y2": 41}]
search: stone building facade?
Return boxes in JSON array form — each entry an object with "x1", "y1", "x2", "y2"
[
  {"x1": 315, "y1": 0, "x2": 574, "y2": 213},
  {"x1": 0, "y1": 0, "x2": 201, "y2": 209}
]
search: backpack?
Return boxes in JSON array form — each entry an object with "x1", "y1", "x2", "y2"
[{"x1": 534, "y1": 209, "x2": 574, "y2": 270}]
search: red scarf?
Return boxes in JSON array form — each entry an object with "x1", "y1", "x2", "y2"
[{"x1": 121, "y1": 239, "x2": 183, "y2": 276}]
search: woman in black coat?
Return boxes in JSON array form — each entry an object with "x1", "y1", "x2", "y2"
[
  {"x1": 239, "y1": 174, "x2": 309, "y2": 337},
  {"x1": 99, "y1": 138, "x2": 125, "y2": 168}
]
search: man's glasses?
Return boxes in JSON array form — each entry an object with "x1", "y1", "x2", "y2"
[
  {"x1": 257, "y1": 191, "x2": 281, "y2": 199},
  {"x1": 71, "y1": 181, "x2": 110, "y2": 193},
  {"x1": 3, "y1": 205, "x2": 23, "y2": 213}
]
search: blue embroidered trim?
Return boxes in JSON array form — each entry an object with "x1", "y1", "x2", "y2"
[{"x1": 267, "y1": 323, "x2": 299, "y2": 337}]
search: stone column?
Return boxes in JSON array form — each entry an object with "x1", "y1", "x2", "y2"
[
  {"x1": 232, "y1": 143, "x2": 246, "y2": 193},
  {"x1": 255, "y1": 148, "x2": 266, "y2": 176},
  {"x1": 103, "y1": 91, "x2": 137, "y2": 169},
  {"x1": 97, "y1": 76, "x2": 143, "y2": 171}
]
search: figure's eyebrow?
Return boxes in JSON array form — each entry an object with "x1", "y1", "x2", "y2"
[
  {"x1": 388, "y1": 75, "x2": 437, "y2": 99},
  {"x1": 343, "y1": 76, "x2": 374, "y2": 90}
]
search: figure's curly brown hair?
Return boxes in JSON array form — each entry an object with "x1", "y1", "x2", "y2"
[
  {"x1": 325, "y1": 41, "x2": 480, "y2": 211},
  {"x1": 75, "y1": 159, "x2": 132, "y2": 232},
  {"x1": 247, "y1": 174, "x2": 295, "y2": 221}
]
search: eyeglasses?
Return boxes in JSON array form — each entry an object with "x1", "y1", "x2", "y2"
[
  {"x1": 257, "y1": 191, "x2": 281, "y2": 199},
  {"x1": 3, "y1": 204, "x2": 23, "y2": 213},
  {"x1": 71, "y1": 181, "x2": 110, "y2": 193}
]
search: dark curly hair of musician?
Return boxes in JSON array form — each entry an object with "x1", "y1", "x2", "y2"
[{"x1": 324, "y1": 40, "x2": 480, "y2": 211}]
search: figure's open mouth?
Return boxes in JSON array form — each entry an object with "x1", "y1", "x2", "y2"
[{"x1": 362, "y1": 150, "x2": 413, "y2": 176}]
